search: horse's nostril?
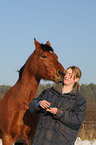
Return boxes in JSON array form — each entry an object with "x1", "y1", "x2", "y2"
[
  {"x1": 58, "y1": 70, "x2": 61, "y2": 74},
  {"x1": 57, "y1": 70, "x2": 60, "y2": 76},
  {"x1": 58, "y1": 70, "x2": 65, "y2": 76}
]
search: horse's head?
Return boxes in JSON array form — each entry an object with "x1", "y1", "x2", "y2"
[{"x1": 30, "y1": 38, "x2": 65, "y2": 84}]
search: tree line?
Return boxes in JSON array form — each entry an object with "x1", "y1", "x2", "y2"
[
  {"x1": 0, "y1": 83, "x2": 96, "y2": 121},
  {"x1": 0, "y1": 83, "x2": 96, "y2": 101}
]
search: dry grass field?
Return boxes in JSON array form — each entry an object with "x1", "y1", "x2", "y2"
[{"x1": 78, "y1": 102, "x2": 96, "y2": 140}]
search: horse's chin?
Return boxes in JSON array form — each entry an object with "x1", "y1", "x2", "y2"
[{"x1": 53, "y1": 76, "x2": 64, "y2": 86}]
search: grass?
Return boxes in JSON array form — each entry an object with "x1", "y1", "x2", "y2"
[{"x1": 78, "y1": 121, "x2": 96, "y2": 140}]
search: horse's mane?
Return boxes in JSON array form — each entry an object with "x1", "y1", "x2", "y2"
[
  {"x1": 18, "y1": 44, "x2": 54, "y2": 81},
  {"x1": 18, "y1": 63, "x2": 26, "y2": 81}
]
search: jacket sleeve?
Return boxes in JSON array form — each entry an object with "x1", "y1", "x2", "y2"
[
  {"x1": 29, "y1": 89, "x2": 49, "y2": 114},
  {"x1": 54, "y1": 97, "x2": 86, "y2": 130}
]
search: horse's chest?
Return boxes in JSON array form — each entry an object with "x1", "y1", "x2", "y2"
[{"x1": 8, "y1": 109, "x2": 31, "y2": 137}]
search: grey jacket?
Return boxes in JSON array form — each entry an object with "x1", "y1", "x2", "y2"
[{"x1": 29, "y1": 84, "x2": 86, "y2": 145}]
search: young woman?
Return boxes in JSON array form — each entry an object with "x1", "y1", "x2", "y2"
[{"x1": 29, "y1": 66, "x2": 86, "y2": 145}]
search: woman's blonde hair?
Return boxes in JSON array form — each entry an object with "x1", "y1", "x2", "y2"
[{"x1": 66, "y1": 66, "x2": 82, "y2": 90}]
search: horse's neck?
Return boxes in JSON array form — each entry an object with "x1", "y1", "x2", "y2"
[
  {"x1": 16, "y1": 73, "x2": 40, "y2": 103},
  {"x1": 13, "y1": 55, "x2": 40, "y2": 104}
]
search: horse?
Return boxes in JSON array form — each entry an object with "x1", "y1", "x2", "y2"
[{"x1": 0, "y1": 38, "x2": 65, "y2": 145}]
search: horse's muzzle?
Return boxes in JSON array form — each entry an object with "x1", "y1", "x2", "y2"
[{"x1": 54, "y1": 70, "x2": 65, "y2": 85}]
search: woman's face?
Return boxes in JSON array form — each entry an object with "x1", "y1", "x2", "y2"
[{"x1": 64, "y1": 68, "x2": 76, "y2": 87}]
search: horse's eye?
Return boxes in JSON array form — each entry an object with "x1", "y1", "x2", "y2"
[{"x1": 42, "y1": 55, "x2": 47, "y2": 58}]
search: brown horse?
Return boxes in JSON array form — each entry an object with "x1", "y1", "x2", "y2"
[{"x1": 0, "y1": 39, "x2": 65, "y2": 145}]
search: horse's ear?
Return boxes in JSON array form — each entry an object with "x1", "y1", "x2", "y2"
[
  {"x1": 46, "y1": 41, "x2": 51, "y2": 46},
  {"x1": 34, "y1": 38, "x2": 41, "y2": 49}
]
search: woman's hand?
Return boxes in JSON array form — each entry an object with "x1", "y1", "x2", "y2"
[
  {"x1": 46, "y1": 107, "x2": 58, "y2": 115},
  {"x1": 39, "y1": 100, "x2": 58, "y2": 115},
  {"x1": 39, "y1": 100, "x2": 51, "y2": 109}
]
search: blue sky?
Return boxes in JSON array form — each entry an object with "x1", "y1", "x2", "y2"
[{"x1": 0, "y1": 0, "x2": 96, "y2": 86}]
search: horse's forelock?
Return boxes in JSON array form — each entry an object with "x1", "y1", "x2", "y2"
[{"x1": 41, "y1": 44, "x2": 54, "y2": 52}]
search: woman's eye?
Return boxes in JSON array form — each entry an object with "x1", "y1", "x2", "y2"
[{"x1": 42, "y1": 55, "x2": 47, "y2": 58}]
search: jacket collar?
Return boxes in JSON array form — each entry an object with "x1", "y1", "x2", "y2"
[{"x1": 51, "y1": 83, "x2": 79, "y2": 97}]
